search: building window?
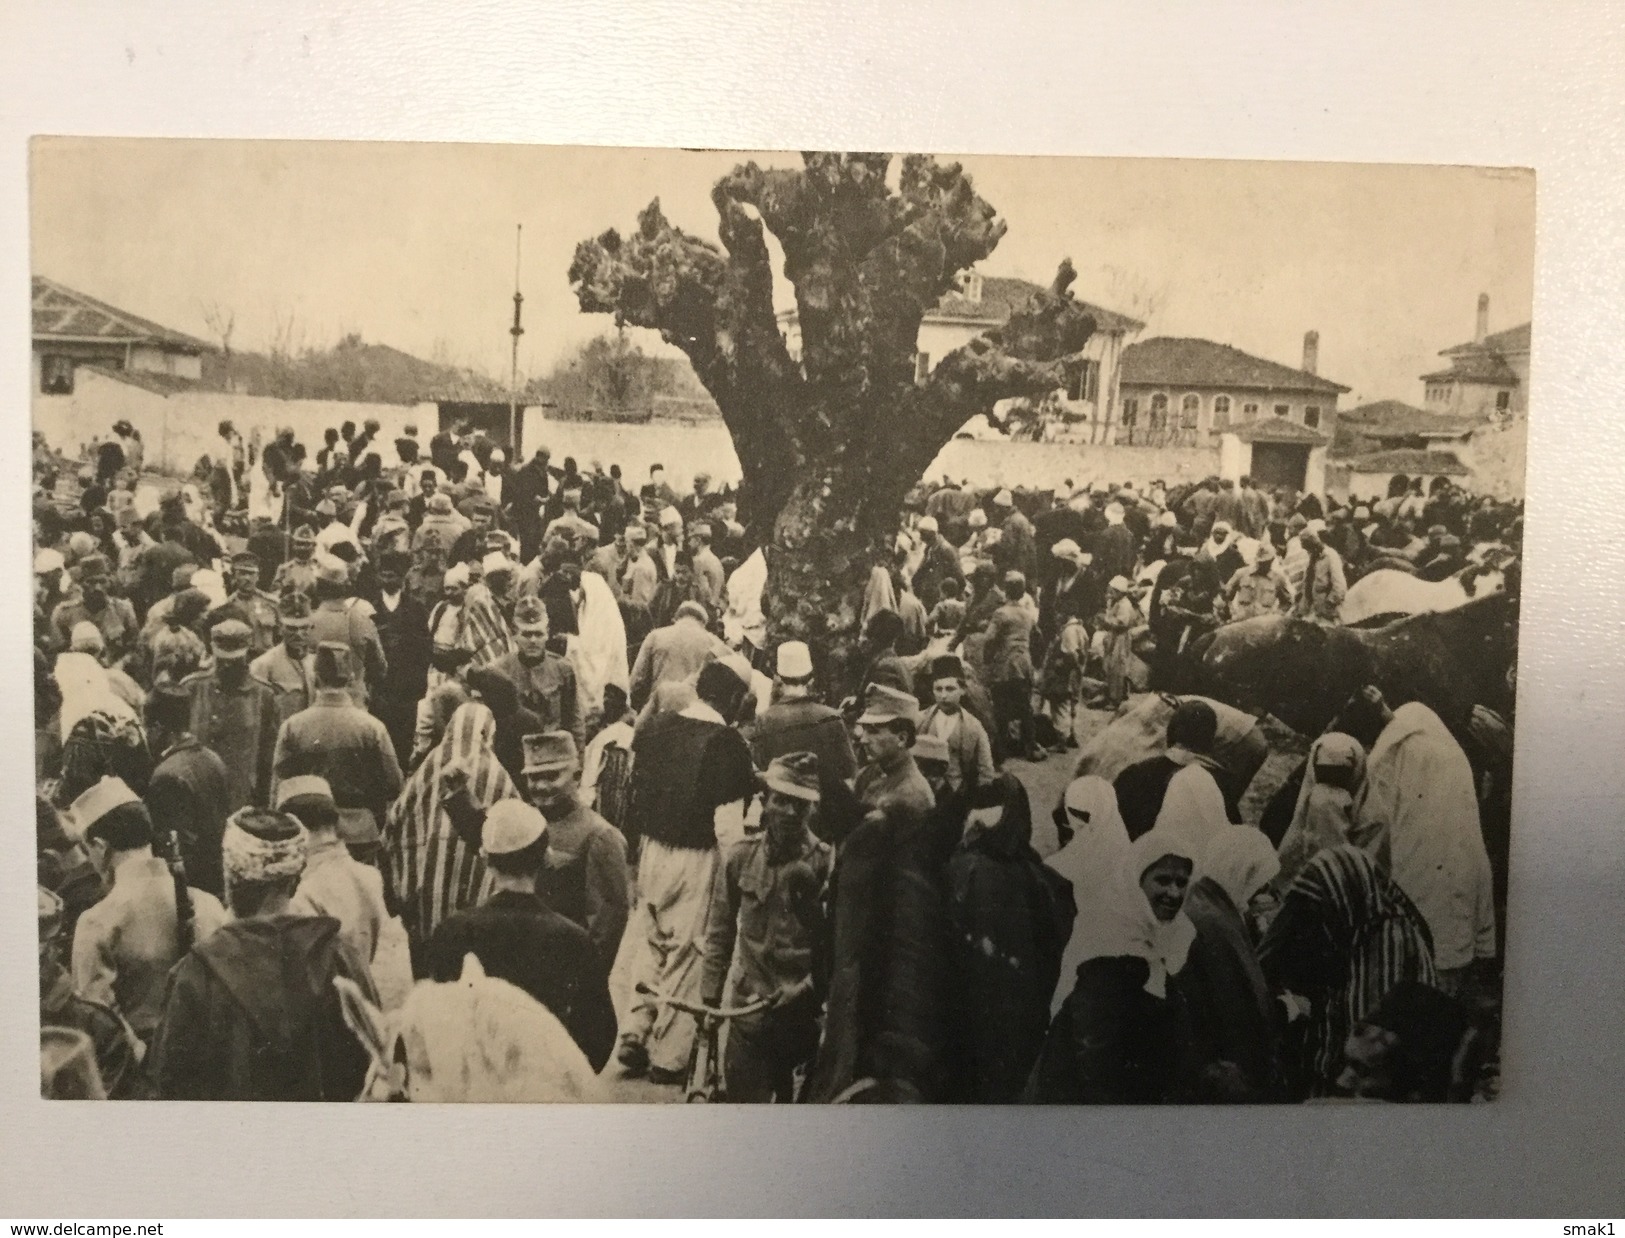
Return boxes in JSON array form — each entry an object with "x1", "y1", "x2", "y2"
[
  {"x1": 1180, "y1": 393, "x2": 1201, "y2": 429},
  {"x1": 1212, "y1": 395, "x2": 1231, "y2": 428},
  {"x1": 1241, "y1": 401, "x2": 1259, "y2": 419},
  {"x1": 915, "y1": 352, "x2": 930, "y2": 383},
  {"x1": 1149, "y1": 393, "x2": 1169, "y2": 429},
  {"x1": 1304, "y1": 405, "x2": 1321, "y2": 428},
  {"x1": 1273, "y1": 403, "x2": 1290, "y2": 418},
  {"x1": 1496, "y1": 390, "x2": 1511, "y2": 411},
  {"x1": 962, "y1": 273, "x2": 983, "y2": 303},
  {"x1": 1067, "y1": 359, "x2": 1100, "y2": 403},
  {"x1": 1121, "y1": 398, "x2": 1138, "y2": 428},
  {"x1": 40, "y1": 355, "x2": 74, "y2": 394}
]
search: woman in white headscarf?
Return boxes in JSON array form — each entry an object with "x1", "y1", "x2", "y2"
[
  {"x1": 1045, "y1": 775, "x2": 1131, "y2": 1014},
  {"x1": 1275, "y1": 732, "x2": 1366, "y2": 887},
  {"x1": 1179, "y1": 825, "x2": 1282, "y2": 1101},
  {"x1": 1027, "y1": 827, "x2": 1199, "y2": 1103}
]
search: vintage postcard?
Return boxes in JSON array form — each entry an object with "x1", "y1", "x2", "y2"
[{"x1": 31, "y1": 140, "x2": 1529, "y2": 1104}]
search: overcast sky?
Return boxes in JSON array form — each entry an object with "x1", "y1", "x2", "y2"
[{"x1": 32, "y1": 139, "x2": 1534, "y2": 406}]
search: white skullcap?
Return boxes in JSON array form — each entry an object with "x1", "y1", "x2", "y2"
[
  {"x1": 483, "y1": 799, "x2": 548, "y2": 855},
  {"x1": 917, "y1": 516, "x2": 939, "y2": 534},
  {"x1": 34, "y1": 548, "x2": 65, "y2": 574},
  {"x1": 444, "y1": 563, "x2": 471, "y2": 588},
  {"x1": 776, "y1": 640, "x2": 814, "y2": 680},
  {"x1": 993, "y1": 489, "x2": 1014, "y2": 507},
  {"x1": 481, "y1": 552, "x2": 514, "y2": 576}
]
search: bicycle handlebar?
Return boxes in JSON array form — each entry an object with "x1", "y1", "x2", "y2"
[{"x1": 634, "y1": 981, "x2": 774, "y2": 1020}]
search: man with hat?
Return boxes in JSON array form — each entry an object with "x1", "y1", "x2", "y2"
[
  {"x1": 272, "y1": 642, "x2": 404, "y2": 835},
  {"x1": 426, "y1": 798, "x2": 617, "y2": 1071},
  {"x1": 310, "y1": 553, "x2": 388, "y2": 706},
  {"x1": 205, "y1": 549, "x2": 281, "y2": 658},
  {"x1": 362, "y1": 546, "x2": 434, "y2": 762},
  {"x1": 51, "y1": 553, "x2": 139, "y2": 663},
  {"x1": 910, "y1": 514, "x2": 964, "y2": 611},
  {"x1": 144, "y1": 682, "x2": 232, "y2": 899},
  {"x1": 620, "y1": 520, "x2": 662, "y2": 611},
  {"x1": 549, "y1": 487, "x2": 600, "y2": 551},
  {"x1": 488, "y1": 595, "x2": 583, "y2": 752},
  {"x1": 67, "y1": 776, "x2": 227, "y2": 1047},
  {"x1": 40, "y1": 885, "x2": 146, "y2": 1098},
  {"x1": 273, "y1": 524, "x2": 321, "y2": 597},
  {"x1": 517, "y1": 730, "x2": 629, "y2": 972},
  {"x1": 917, "y1": 654, "x2": 996, "y2": 795},
  {"x1": 182, "y1": 619, "x2": 282, "y2": 811},
  {"x1": 450, "y1": 495, "x2": 501, "y2": 565},
  {"x1": 687, "y1": 519, "x2": 726, "y2": 617},
  {"x1": 699, "y1": 751, "x2": 833, "y2": 1102},
  {"x1": 854, "y1": 681, "x2": 935, "y2": 820},
  {"x1": 1223, "y1": 540, "x2": 1294, "y2": 621},
  {"x1": 752, "y1": 640, "x2": 858, "y2": 786},
  {"x1": 1293, "y1": 520, "x2": 1347, "y2": 623},
  {"x1": 910, "y1": 733, "x2": 955, "y2": 800},
  {"x1": 620, "y1": 656, "x2": 759, "y2": 1080},
  {"x1": 281, "y1": 775, "x2": 390, "y2": 967},
  {"x1": 148, "y1": 806, "x2": 377, "y2": 1100},
  {"x1": 251, "y1": 590, "x2": 318, "y2": 724},
  {"x1": 983, "y1": 570, "x2": 1044, "y2": 764},
  {"x1": 990, "y1": 488, "x2": 1038, "y2": 582},
  {"x1": 1099, "y1": 574, "x2": 1145, "y2": 709}
]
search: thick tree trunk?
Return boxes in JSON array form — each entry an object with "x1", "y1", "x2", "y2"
[{"x1": 762, "y1": 475, "x2": 891, "y2": 696}]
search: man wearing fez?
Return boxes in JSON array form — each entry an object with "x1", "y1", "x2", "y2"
[
  {"x1": 917, "y1": 654, "x2": 997, "y2": 796},
  {"x1": 251, "y1": 590, "x2": 318, "y2": 725},
  {"x1": 489, "y1": 595, "x2": 583, "y2": 753},
  {"x1": 700, "y1": 751, "x2": 833, "y2": 1102},
  {"x1": 66, "y1": 776, "x2": 226, "y2": 1049},
  {"x1": 206, "y1": 549, "x2": 281, "y2": 658},
  {"x1": 427, "y1": 798, "x2": 617, "y2": 1071},
  {"x1": 272, "y1": 642, "x2": 404, "y2": 837},
  {"x1": 272, "y1": 524, "x2": 321, "y2": 598},
  {"x1": 182, "y1": 619, "x2": 281, "y2": 812},
  {"x1": 751, "y1": 640, "x2": 857, "y2": 786},
  {"x1": 148, "y1": 807, "x2": 377, "y2": 1101}
]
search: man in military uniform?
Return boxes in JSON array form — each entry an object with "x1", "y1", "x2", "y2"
[
  {"x1": 206, "y1": 550, "x2": 281, "y2": 658},
  {"x1": 182, "y1": 619, "x2": 281, "y2": 811},
  {"x1": 273, "y1": 525, "x2": 321, "y2": 597},
  {"x1": 487, "y1": 595, "x2": 582, "y2": 752},
  {"x1": 50, "y1": 554, "x2": 139, "y2": 663},
  {"x1": 251, "y1": 591, "x2": 317, "y2": 724}
]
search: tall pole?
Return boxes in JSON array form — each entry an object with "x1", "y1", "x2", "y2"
[{"x1": 509, "y1": 223, "x2": 524, "y2": 455}]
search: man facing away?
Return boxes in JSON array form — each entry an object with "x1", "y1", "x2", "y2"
[
  {"x1": 183, "y1": 619, "x2": 281, "y2": 812},
  {"x1": 148, "y1": 807, "x2": 377, "y2": 1100},
  {"x1": 750, "y1": 640, "x2": 858, "y2": 786},
  {"x1": 280, "y1": 775, "x2": 390, "y2": 971},
  {"x1": 619, "y1": 656, "x2": 758, "y2": 1082},
  {"x1": 426, "y1": 798, "x2": 617, "y2": 1071},
  {"x1": 700, "y1": 751, "x2": 834, "y2": 1102}
]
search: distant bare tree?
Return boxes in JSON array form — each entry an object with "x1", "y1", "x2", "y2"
[
  {"x1": 200, "y1": 301, "x2": 237, "y2": 390},
  {"x1": 1100, "y1": 264, "x2": 1169, "y2": 328},
  {"x1": 265, "y1": 307, "x2": 306, "y2": 399}
]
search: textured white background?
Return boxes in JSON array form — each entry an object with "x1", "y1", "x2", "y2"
[{"x1": 2, "y1": 0, "x2": 1622, "y2": 1218}]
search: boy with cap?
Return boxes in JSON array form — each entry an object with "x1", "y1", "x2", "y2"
[
  {"x1": 205, "y1": 550, "x2": 281, "y2": 657},
  {"x1": 426, "y1": 799, "x2": 617, "y2": 1071},
  {"x1": 489, "y1": 596, "x2": 583, "y2": 752},
  {"x1": 148, "y1": 806, "x2": 377, "y2": 1100},
  {"x1": 182, "y1": 620, "x2": 281, "y2": 811},
  {"x1": 917, "y1": 654, "x2": 997, "y2": 794},
  {"x1": 282, "y1": 775, "x2": 390, "y2": 967},
  {"x1": 699, "y1": 751, "x2": 833, "y2": 1102},
  {"x1": 272, "y1": 642, "x2": 404, "y2": 833},
  {"x1": 252, "y1": 590, "x2": 317, "y2": 723},
  {"x1": 67, "y1": 777, "x2": 226, "y2": 1048},
  {"x1": 751, "y1": 640, "x2": 858, "y2": 786},
  {"x1": 620, "y1": 656, "x2": 758, "y2": 1080}
]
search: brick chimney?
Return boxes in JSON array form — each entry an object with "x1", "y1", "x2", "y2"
[
  {"x1": 1302, "y1": 329, "x2": 1319, "y2": 375},
  {"x1": 1475, "y1": 293, "x2": 1489, "y2": 343}
]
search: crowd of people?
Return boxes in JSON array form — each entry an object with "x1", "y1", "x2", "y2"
[{"x1": 33, "y1": 416, "x2": 1518, "y2": 1104}]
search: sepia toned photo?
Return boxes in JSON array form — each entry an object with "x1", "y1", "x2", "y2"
[{"x1": 31, "y1": 141, "x2": 1530, "y2": 1105}]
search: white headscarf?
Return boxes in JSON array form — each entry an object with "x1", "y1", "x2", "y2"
[
  {"x1": 1071, "y1": 826, "x2": 1200, "y2": 998},
  {"x1": 1048, "y1": 776, "x2": 1133, "y2": 1013},
  {"x1": 1195, "y1": 824, "x2": 1280, "y2": 911},
  {"x1": 1153, "y1": 753, "x2": 1230, "y2": 845}
]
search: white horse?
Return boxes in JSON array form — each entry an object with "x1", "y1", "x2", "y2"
[{"x1": 1340, "y1": 565, "x2": 1506, "y2": 626}]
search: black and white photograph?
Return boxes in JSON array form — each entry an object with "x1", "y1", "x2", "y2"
[{"x1": 30, "y1": 140, "x2": 1531, "y2": 1106}]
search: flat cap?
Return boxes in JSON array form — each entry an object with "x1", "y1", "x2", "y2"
[
  {"x1": 761, "y1": 751, "x2": 821, "y2": 803},
  {"x1": 522, "y1": 730, "x2": 579, "y2": 772}
]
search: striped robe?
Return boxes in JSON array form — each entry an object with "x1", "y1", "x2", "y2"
[
  {"x1": 456, "y1": 582, "x2": 513, "y2": 669},
  {"x1": 1258, "y1": 844, "x2": 1437, "y2": 1098},
  {"x1": 382, "y1": 702, "x2": 518, "y2": 951}
]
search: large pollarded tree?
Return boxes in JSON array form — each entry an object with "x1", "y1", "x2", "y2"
[{"x1": 569, "y1": 151, "x2": 1097, "y2": 682}]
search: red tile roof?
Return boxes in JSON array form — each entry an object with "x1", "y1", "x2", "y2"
[
  {"x1": 1119, "y1": 336, "x2": 1348, "y2": 395},
  {"x1": 1344, "y1": 448, "x2": 1470, "y2": 476},
  {"x1": 1441, "y1": 321, "x2": 1530, "y2": 357},
  {"x1": 32, "y1": 276, "x2": 211, "y2": 352},
  {"x1": 1341, "y1": 399, "x2": 1483, "y2": 437},
  {"x1": 926, "y1": 275, "x2": 1145, "y2": 335},
  {"x1": 1420, "y1": 349, "x2": 1519, "y2": 386},
  {"x1": 1229, "y1": 418, "x2": 1329, "y2": 445}
]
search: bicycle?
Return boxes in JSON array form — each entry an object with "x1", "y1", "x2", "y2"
[{"x1": 632, "y1": 980, "x2": 773, "y2": 1103}]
